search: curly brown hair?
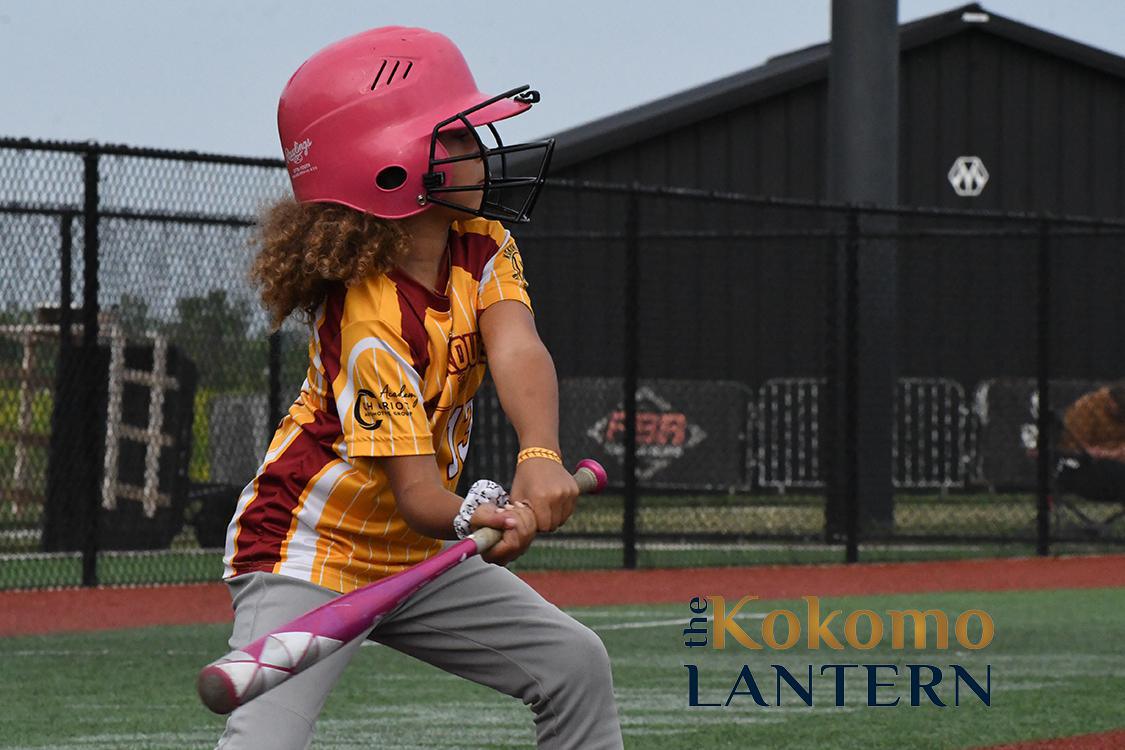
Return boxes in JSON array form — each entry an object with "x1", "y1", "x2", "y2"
[{"x1": 249, "y1": 198, "x2": 411, "y2": 329}]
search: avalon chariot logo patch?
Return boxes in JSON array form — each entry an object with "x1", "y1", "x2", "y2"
[{"x1": 354, "y1": 388, "x2": 384, "y2": 430}]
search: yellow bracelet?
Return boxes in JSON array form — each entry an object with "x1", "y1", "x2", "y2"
[{"x1": 517, "y1": 447, "x2": 563, "y2": 465}]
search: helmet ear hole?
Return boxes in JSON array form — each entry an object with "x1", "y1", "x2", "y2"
[{"x1": 375, "y1": 166, "x2": 408, "y2": 191}]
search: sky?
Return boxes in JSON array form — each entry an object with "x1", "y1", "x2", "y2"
[{"x1": 3, "y1": 1, "x2": 1125, "y2": 159}]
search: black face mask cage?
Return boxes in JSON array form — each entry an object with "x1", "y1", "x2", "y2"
[{"x1": 424, "y1": 85, "x2": 555, "y2": 223}]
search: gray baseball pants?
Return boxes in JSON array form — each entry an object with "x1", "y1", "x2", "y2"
[{"x1": 214, "y1": 558, "x2": 623, "y2": 749}]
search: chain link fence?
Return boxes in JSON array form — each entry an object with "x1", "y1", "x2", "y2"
[{"x1": 3, "y1": 138, "x2": 1125, "y2": 588}]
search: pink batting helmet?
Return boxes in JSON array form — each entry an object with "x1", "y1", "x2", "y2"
[{"x1": 277, "y1": 26, "x2": 554, "y2": 222}]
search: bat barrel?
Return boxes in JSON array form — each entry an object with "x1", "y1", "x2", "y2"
[{"x1": 197, "y1": 625, "x2": 352, "y2": 714}]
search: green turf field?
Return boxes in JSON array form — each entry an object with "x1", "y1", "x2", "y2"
[{"x1": 2, "y1": 587, "x2": 1122, "y2": 749}]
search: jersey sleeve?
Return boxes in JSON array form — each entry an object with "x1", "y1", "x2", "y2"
[
  {"x1": 476, "y1": 238, "x2": 533, "y2": 314},
  {"x1": 335, "y1": 318, "x2": 434, "y2": 458}
]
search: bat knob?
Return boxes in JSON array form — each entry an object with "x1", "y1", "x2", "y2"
[{"x1": 575, "y1": 459, "x2": 608, "y2": 494}]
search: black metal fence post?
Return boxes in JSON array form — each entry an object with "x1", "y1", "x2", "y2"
[
  {"x1": 59, "y1": 214, "x2": 74, "y2": 349},
  {"x1": 622, "y1": 188, "x2": 640, "y2": 569},
  {"x1": 43, "y1": 213, "x2": 78, "y2": 558},
  {"x1": 825, "y1": 209, "x2": 862, "y2": 562},
  {"x1": 843, "y1": 209, "x2": 861, "y2": 563},
  {"x1": 268, "y1": 331, "x2": 282, "y2": 443},
  {"x1": 81, "y1": 146, "x2": 102, "y2": 587},
  {"x1": 1036, "y1": 218, "x2": 1052, "y2": 556}
]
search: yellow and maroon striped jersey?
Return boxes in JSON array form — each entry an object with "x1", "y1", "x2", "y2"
[{"x1": 222, "y1": 218, "x2": 531, "y2": 593}]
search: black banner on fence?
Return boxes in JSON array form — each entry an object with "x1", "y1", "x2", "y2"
[
  {"x1": 42, "y1": 337, "x2": 197, "y2": 552},
  {"x1": 560, "y1": 377, "x2": 753, "y2": 492}
]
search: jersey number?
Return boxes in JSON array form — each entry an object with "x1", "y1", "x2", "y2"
[{"x1": 445, "y1": 402, "x2": 473, "y2": 481}]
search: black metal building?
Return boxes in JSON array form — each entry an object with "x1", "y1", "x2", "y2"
[
  {"x1": 539, "y1": 3, "x2": 1125, "y2": 212},
  {"x1": 519, "y1": 3, "x2": 1125, "y2": 390}
]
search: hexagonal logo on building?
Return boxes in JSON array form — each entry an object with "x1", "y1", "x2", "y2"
[{"x1": 948, "y1": 156, "x2": 989, "y2": 197}]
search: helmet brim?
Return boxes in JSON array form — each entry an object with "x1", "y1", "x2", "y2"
[{"x1": 445, "y1": 90, "x2": 532, "y2": 129}]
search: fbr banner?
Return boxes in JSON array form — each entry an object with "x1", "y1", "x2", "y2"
[{"x1": 559, "y1": 378, "x2": 754, "y2": 492}]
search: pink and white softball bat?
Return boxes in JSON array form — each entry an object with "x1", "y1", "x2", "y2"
[{"x1": 197, "y1": 458, "x2": 607, "y2": 715}]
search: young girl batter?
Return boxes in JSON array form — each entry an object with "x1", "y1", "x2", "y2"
[{"x1": 217, "y1": 26, "x2": 622, "y2": 749}]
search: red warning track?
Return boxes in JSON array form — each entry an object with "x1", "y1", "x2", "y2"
[
  {"x1": 516, "y1": 553, "x2": 1125, "y2": 607},
  {"x1": 2, "y1": 553, "x2": 1122, "y2": 638},
  {"x1": 979, "y1": 729, "x2": 1125, "y2": 749}
]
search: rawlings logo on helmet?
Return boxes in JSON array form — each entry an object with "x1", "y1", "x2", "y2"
[{"x1": 284, "y1": 139, "x2": 313, "y2": 165}]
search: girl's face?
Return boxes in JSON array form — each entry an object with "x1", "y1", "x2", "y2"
[{"x1": 436, "y1": 127, "x2": 485, "y2": 214}]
